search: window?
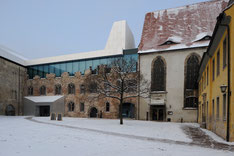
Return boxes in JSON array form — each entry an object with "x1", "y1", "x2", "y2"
[
  {"x1": 216, "y1": 97, "x2": 219, "y2": 120},
  {"x1": 89, "y1": 82, "x2": 97, "y2": 93},
  {"x1": 80, "y1": 102, "x2": 84, "y2": 112},
  {"x1": 207, "y1": 66, "x2": 209, "y2": 86},
  {"x1": 185, "y1": 97, "x2": 198, "y2": 108},
  {"x1": 223, "y1": 94, "x2": 227, "y2": 120},
  {"x1": 151, "y1": 57, "x2": 166, "y2": 91},
  {"x1": 68, "y1": 102, "x2": 75, "y2": 112},
  {"x1": 223, "y1": 37, "x2": 227, "y2": 68},
  {"x1": 106, "y1": 102, "x2": 110, "y2": 112},
  {"x1": 212, "y1": 59, "x2": 215, "y2": 81},
  {"x1": 80, "y1": 85, "x2": 85, "y2": 94},
  {"x1": 185, "y1": 55, "x2": 199, "y2": 89},
  {"x1": 55, "y1": 84, "x2": 61, "y2": 95},
  {"x1": 28, "y1": 86, "x2": 33, "y2": 96},
  {"x1": 68, "y1": 83, "x2": 75, "y2": 94},
  {"x1": 184, "y1": 55, "x2": 200, "y2": 108},
  {"x1": 40, "y1": 85, "x2": 46, "y2": 95},
  {"x1": 217, "y1": 50, "x2": 220, "y2": 76},
  {"x1": 212, "y1": 99, "x2": 215, "y2": 120}
]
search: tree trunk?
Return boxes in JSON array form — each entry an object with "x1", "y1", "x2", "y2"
[{"x1": 120, "y1": 100, "x2": 123, "y2": 125}]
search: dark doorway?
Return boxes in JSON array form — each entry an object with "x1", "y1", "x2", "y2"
[
  {"x1": 5, "y1": 105, "x2": 15, "y2": 116},
  {"x1": 90, "y1": 107, "x2": 98, "y2": 118},
  {"x1": 122, "y1": 103, "x2": 135, "y2": 118},
  {"x1": 39, "y1": 106, "x2": 50, "y2": 116},
  {"x1": 151, "y1": 105, "x2": 165, "y2": 121}
]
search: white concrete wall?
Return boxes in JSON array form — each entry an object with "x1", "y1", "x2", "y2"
[{"x1": 139, "y1": 47, "x2": 206, "y2": 122}]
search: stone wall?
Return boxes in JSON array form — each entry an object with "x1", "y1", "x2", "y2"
[
  {"x1": 26, "y1": 68, "x2": 138, "y2": 119},
  {"x1": 0, "y1": 57, "x2": 27, "y2": 115}
]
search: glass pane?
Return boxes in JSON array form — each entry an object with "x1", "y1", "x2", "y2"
[
  {"x1": 54, "y1": 63, "x2": 61, "y2": 77},
  {"x1": 43, "y1": 65, "x2": 49, "y2": 78},
  {"x1": 100, "y1": 58, "x2": 107, "y2": 65},
  {"x1": 61, "y1": 63, "x2": 66, "y2": 75},
  {"x1": 79, "y1": 60, "x2": 85, "y2": 75},
  {"x1": 49, "y1": 64, "x2": 55, "y2": 74},
  {"x1": 28, "y1": 67, "x2": 33, "y2": 79},
  {"x1": 86, "y1": 60, "x2": 92, "y2": 70},
  {"x1": 67, "y1": 62, "x2": 73, "y2": 76},
  {"x1": 92, "y1": 59, "x2": 99, "y2": 70},
  {"x1": 72, "y1": 61, "x2": 79, "y2": 75},
  {"x1": 38, "y1": 65, "x2": 43, "y2": 78},
  {"x1": 32, "y1": 66, "x2": 38, "y2": 78}
]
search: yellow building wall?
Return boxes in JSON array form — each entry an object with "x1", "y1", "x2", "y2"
[
  {"x1": 226, "y1": 6, "x2": 234, "y2": 142},
  {"x1": 198, "y1": 5, "x2": 233, "y2": 141}
]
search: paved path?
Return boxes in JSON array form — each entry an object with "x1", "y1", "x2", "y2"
[
  {"x1": 26, "y1": 117, "x2": 234, "y2": 152},
  {"x1": 182, "y1": 125, "x2": 234, "y2": 151}
]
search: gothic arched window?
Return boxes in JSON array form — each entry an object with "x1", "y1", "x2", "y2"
[
  {"x1": 40, "y1": 85, "x2": 46, "y2": 95},
  {"x1": 55, "y1": 84, "x2": 61, "y2": 95},
  {"x1": 151, "y1": 57, "x2": 166, "y2": 91},
  {"x1": 68, "y1": 101, "x2": 75, "y2": 112},
  {"x1": 184, "y1": 54, "x2": 200, "y2": 108},
  {"x1": 185, "y1": 55, "x2": 199, "y2": 90},
  {"x1": 68, "y1": 83, "x2": 75, "y2": 94}
]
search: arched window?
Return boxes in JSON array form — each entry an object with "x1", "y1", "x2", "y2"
[
  {"x1": 106, "y1": 102, "x2": 110, "y2": 112},
  {"x1": 68, "y1": 83, "x2": 75, "y2": 94},
  {"x1": 186, "y1": 55, "x2": 199, "y2": 90},
  {"x1": 40, "y1": 85, "x2": 46, "y2": 95},
  {"x1": 80, "y1": 84, "x2": 85, "y2": 94},
  {"x1": 184, "y1": 54, "x2": 200, "y2": 108},
  {"x1": 89, "y1": 82, "x2": 97, "y2": 93},
  {"x1": 55, "y1": 84, "x2": 61, "y2": 95},
  {"x1": 28, "y1": 86, "x2": 33, "y2": 96},
  {"x1": 68, "y1": 101, "x2": 75, "y2": 112},
  {"x1": 151, "y1": 57, "x2": 166, "y2": 91}
]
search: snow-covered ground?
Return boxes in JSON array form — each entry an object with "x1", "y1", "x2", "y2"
[
  {"x1": 0, "y1": 116, "x2": 233, "y2": 156},
  {"x1": 35, "y1": 117, "x2": 191, "y2": 142}
]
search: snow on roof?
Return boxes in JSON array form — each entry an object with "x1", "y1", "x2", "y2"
[
  {"x1": 0, "y1": 45, "x2": 27, "y2": 65},
  {"x1": 24, "y1": 96, "x2": 63, "y2": 103},
  {"x1": 138, "y1": 0, "x2": 228, "y2": 53}
]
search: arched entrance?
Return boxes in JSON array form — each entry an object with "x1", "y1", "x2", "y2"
[
  {"x1": 90, "y1": 107, "x2": 98, "y2": 118},
  {"x1": 122, "y1": 103, "x2": 135, "y2": 118},
  {"x1": 5, "y1": 104, "x2": 15, "y2": 116}
]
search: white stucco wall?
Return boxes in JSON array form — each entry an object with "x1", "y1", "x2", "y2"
[{"x1": 139, "y1": 47, "x2": 206, "y2": 122}]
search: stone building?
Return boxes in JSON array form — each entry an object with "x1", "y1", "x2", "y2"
[
  {"x1": 138, "y1": 0, "x2": 228, "y2": 122},
  {"x1": 0, "y1": 20, "x2": 138, "y2": 118},
  {"x1": 0, "y1": 46, "x2": 27, "y2": 116}
]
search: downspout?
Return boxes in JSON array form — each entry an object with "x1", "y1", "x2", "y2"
[
  {"x1": 219, "y1": 23, "x2": 230, "y2": 142},
  {"x1": 18, "y1": 67, "x2": 20, "y2": 115},
  {"x1": 137, "y1": 52, "x2": 140, "y2": 120}
]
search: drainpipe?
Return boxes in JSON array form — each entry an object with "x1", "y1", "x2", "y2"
[
  {"x1": 18, "y1": 67, "x2": 20, "y2": 115},
  {"x1": 138, "y1": 53, "x2": 140, "y2": 120},
  {"x1": 219, "y1": 23, "x2": 230, "y2": 142}
]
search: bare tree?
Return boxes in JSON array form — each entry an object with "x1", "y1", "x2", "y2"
[{"x1": 84, "y1": 57, "x2": 150, "y2": 124}]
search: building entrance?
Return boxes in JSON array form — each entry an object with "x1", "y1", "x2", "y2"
[
  {"x1": 39, "y1": 106, "x2": 50, "y2": 116},
  {"x1": 150, "y1": 105, "x2": 165, "y2": 121}
]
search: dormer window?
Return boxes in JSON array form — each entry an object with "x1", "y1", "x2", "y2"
[
  {"x1": 199, "y1": 35, "x2": 211, "y2": 41},
  {"x1": 194, "y1": 35, "x2": 211, "y2": 42},
  {"x1": 160, "y1": 40, "x2": 178, "y2": 46}
]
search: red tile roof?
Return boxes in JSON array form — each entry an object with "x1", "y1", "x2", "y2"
[{"x1": 138, "y1": 0, "x2": 228, "y2": 53}]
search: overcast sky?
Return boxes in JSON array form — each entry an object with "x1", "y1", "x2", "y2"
[{"x1": 0, "y1": 0, "x2": 208, "y2": 59}]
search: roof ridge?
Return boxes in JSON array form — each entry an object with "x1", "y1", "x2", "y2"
[{"x1": 148, "y1": 0, "x2": 225, "y2": 14}]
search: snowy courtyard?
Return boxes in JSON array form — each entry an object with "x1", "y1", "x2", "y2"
[{"x1": 0, "y1": 116, "x2": 233, "y2": 156}]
